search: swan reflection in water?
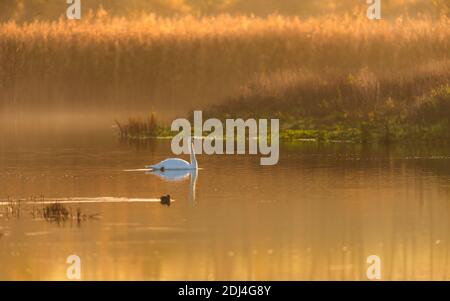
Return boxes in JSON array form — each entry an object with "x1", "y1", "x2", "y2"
[
  {"x1": 144, "y1": 137, "x2": 199, "y2": 205},
  {"x1": 145, "y1": 168, "x2": 198, "y2": 206}
]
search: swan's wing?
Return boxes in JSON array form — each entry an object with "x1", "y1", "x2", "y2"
[{"x1": 147, "y1": 158, "x2": 191, "y2": 170}]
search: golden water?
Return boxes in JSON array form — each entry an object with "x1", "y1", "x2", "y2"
[{"x1": 0, "y1": 128, "x2": 449, "y2": 280}]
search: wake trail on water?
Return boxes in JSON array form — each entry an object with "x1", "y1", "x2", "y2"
[{"x1": 0, "y1": 197, "x2": 174, "y2": 205}]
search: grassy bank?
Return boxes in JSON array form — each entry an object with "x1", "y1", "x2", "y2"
[
  {"x1": 117, "y1": 83, "x2": 450, "y2": 144},
  {"x1": 115, "y1": 114, "x2": 172, "y2": 139},
  {"x1": 204, "y1": 76, "x2": 450, "y2": 144}
]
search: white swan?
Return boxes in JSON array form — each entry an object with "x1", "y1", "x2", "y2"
[{"x1": 146, "y1": 138, "x2": 197, "y2": 171}]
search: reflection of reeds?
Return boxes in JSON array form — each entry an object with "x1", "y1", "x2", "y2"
[
  {"x1": 38, "y1": 201, "x2": 100, "y2": 225},
  {"x1": 119, "y1": 136, "x2": 158, "y2": 152},
  {"x1": 0, "y1": 196, "x2": 21, "y2": 220},
  {"x1": 0, "y1": 196, "x2": 100, "y2": 225},
  {"x1": 42, "y1": 202, "x2": 69, "y2": 223}
]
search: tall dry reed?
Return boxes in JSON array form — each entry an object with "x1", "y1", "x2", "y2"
[{"x1": 0, "y1": 13, "x2": 448, "y2": 118}]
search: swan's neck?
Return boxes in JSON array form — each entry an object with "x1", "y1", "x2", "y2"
[{"x1": 190, "y1": 141, "x2": 198, "y2": 169}]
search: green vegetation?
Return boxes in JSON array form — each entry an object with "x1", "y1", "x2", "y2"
[
  {"x1": 115, "y1": 114, "x2": 172, "y2": 139},
  {"x1": 117, "y1": 86, "x2": 450, "y2": 144},
  {"x1": 204, "y1": 81, "x2": 450, "y2": 144}
]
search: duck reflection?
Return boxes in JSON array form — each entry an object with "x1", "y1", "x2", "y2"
[{"x1": 146, "y1": 169, "x2": 198, "y2": 206}]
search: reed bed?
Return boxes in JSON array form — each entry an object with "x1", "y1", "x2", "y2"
[
  {"x1": 2, "y1": 0, "x2": 447, "y2": 22},
  {"x1": 206, "y1": 61, "x2": 450, "y2": 118},
  {"x1": 0, "y1": 13, "x2": 449, "y2": 115},
  {"x1": 0, "y1": 196, "x2": 100, "y2": 224},
  {"x1": 205, "y1": 70, "x2": 450, "y2": 143},
  {"x1": 115, "y1": 113, "x2": 171, "y2": 138}
]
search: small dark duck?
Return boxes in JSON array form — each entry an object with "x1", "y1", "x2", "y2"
[{"x1": 160, "y1": 195, "x2": 171, "y2": 206}]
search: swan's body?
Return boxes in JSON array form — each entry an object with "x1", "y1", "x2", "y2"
[
  {"x1": 148, "y1": 158, "x2": 192, "y2": 170},
  {"x1": 146, "y1": 139, "x2": 197, "y2": 171}
]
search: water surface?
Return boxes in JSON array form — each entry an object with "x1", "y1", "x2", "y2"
[{"x1": 0, "y1": 128, "x2": 449, "y2": 280}]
